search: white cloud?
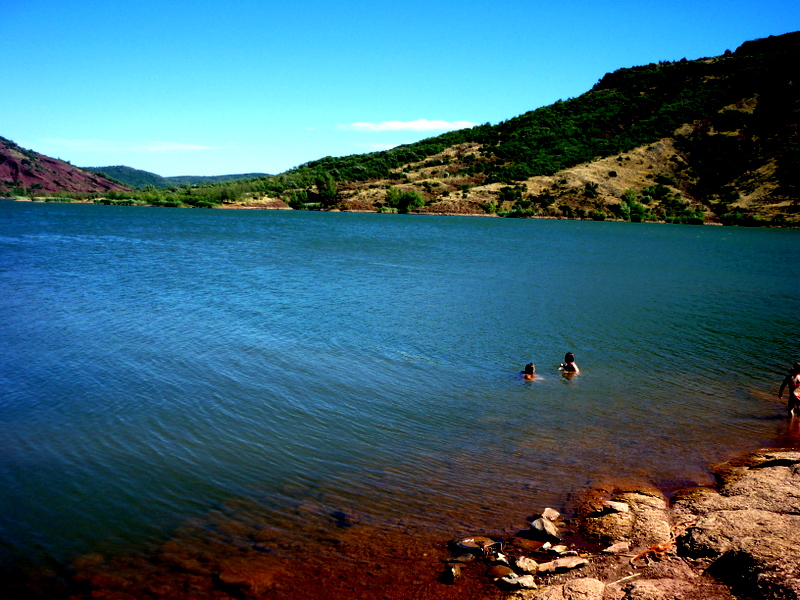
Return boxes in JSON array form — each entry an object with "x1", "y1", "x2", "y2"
[
  {"x1": 342, "y1": 119, "x2": 477, "y2": 132},
  {"x1": 41, "y1": 139, "x2": 221, "y2": 153}
]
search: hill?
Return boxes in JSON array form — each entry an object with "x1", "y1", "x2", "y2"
[
  {"x1": 81, "y1": 165, "x2": 270, "y2": 189},
  {"x1": 0, "y1": 137, "x2": 129, "y2": 196},
  {"x1": 267, "y1": 30, "x2": 797, "y2": 225},
  {"x1": 5, "y1": 31, "x2": 799, "y2": 225}
]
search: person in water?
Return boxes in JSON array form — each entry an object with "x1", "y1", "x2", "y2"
[
  {"x1": 523, "y1": 363, "x2": 536, "y2": 380},
  {"x1": 560, "y1": 352, "x2": 579, "y2": 373},
  {"x1": 779, "y1": 362, "x2": 800, "y2": 418}
]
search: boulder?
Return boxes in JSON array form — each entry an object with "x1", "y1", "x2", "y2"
[
  {"x1": 530, "y1": 517, "x2": 562, "y2": 542},
  {"x1": 577, "y1": 488, "x2": 671, "y2": 547}
]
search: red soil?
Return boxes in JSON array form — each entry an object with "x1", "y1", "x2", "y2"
[{"x1": 0, "y1": 137, "x2": 129, "y2": 195}]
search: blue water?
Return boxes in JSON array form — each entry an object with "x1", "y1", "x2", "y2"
[{"x1": 0, "y1": 199, "x2": 798, "y2": 571}]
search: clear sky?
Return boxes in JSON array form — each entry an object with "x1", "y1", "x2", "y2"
[{"x1": 3, "y1": 0, "x2": 798, "y2": 176}]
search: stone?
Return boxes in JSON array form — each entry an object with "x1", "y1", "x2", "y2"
[
  {"x1": 509, "y1": 537, "x2": 548, "y2": 551},
  {"x1": 602, "y1": 541, "x2": 630, "y2": 554},
  {"x1": 452, "y1": 535, "x2": 501, "y2": 555},
  {"x1": 488, "y1": 563, "x2": 516, "y2": 580},
  {"x1": 514, "y1": 556, "x2": 540, "y2": 574},
  {"x1": 537, "y1": 556, "x2": 589, "y2": 573},
  {"x1": 530, "y1": 517, "x2": 562, "y2": 541},
  {"x1": 500, "y1": 573, "x2": 538, "y2": 589},
  {"x1": 542, "y1": 507, "x2": 561, "y2": 521}
]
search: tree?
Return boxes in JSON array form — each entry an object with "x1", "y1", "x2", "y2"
[{"x1": 314, "y1": 172, "x2": 338, "y2": 208}]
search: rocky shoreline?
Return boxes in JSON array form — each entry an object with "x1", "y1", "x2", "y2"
[
  {"x1": 444, "y1": 448, "x2": 800, "y2": 600},
  {"x1": 6, "y1": 448, "x2": 799, "y2": 600}
]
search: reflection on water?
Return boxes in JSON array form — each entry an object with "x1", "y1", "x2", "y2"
[{"x1": 0, "y1": 200, "x2": 798, "y2": 597}]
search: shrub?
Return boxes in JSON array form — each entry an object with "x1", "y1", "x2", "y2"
[{"x1": 385, "y1": 187, "x2": 426, "y2": 213}]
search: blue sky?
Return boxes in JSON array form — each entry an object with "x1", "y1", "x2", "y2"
[{"x1": 3, "y1": 0, "x2": 798, "y2": 176}]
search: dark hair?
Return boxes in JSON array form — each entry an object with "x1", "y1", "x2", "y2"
[
  {"x1": 564, "y1": 352, "x2": 575, "y2": 363},
  {"x1": 792, "y1": 362, "x2": 800, "y2": 374},
  {"x1": 524, "y1": 362, "x2": 535, "y2": 374}
]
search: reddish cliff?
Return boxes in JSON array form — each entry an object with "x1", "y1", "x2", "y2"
[{"x1": 0, "y1": 136, "x2": 130, "y2": 195}]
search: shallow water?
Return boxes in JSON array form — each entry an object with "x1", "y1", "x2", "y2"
[{"x1": 0, "y1": 200, "x2": 798, "y2": 582}]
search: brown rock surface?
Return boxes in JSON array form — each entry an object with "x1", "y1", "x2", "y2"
[{"x1": 567, "y1": 449, "x2": 800, "y2": 600}]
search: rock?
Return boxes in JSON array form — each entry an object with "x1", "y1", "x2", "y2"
[
  {"x1": 669, "y1": 451, "x2": 800, "y2": 599},
  {"x1": 537, "y1": 556, "x2": 589, "y2": 573},
  {"x1": 577, "y1": 488, "x2": 671, "y2": 547},
  {"x1": 530, "y1": 517, "x2": 562, "y2": 542},
  {"x1": 602, "y1": 541, "x2": 630, "y2": 554},
  {"x1": 673, "y1": 450, "x2": 800, "y2": 517},
  {"x1": 603, "y1": 500, "x2": 630, "y2": 513},
  {"x1": 519, "y1": 577, "x2": 605, "y2": 600},
  {"x1": 488, "y1": 563, "x2": 516, "y2": 580},
  {"x1": 636, "y1": 557, "x2": 698, "y2": 581},
  {"x1": 514, "y1": 556, "x2": 540, "y2": 574},
  {"x1": 549, "y1": 544, "x2": 570, "y2": 554},
  {"x1": 500, "y1": 573, "x2": 538, "y2": 589},
  {"x1": 509, "y1": 537, "x2": 548, "y2": 551},
  {"x1": 542, "y1": 507, "x2": 561, "y2": 521},
  {"x1": 452, "y1": 535, "x2": 501, "y2": 555},
  {"x1": 579, "y1": 509, "x2": 635, "y2": 544},
  {"x1": 679, "y1": 508, "x2": 800, "y2": 591},
  {"x1": 622, "y1": 578, "x2": 695, "y2": 600}
]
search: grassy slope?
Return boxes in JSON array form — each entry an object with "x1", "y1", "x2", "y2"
[{"x1": 271, "y1": 30, "x2": 799, "y2": 224}]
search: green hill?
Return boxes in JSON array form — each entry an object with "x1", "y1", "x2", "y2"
[
  {"x1": 19, "y1": 30, "x2": 800, "y2": 225},
  {"x1": 81, "y1": 165, "x2": 269, "y2": 189}
]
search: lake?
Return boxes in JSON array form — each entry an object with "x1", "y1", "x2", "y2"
[{"x1": 0, "y1": 199, "x2": 798, "y2": 597}]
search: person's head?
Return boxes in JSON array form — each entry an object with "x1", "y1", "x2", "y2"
[
  {"x1": 564, "y1": 352, "x2": 575, "y2": 364},
  {"x1": 792, "y1": 362, "x2": 800, "y2": 375},
  {"x1": 525, "y1": 362, "x2": 535, "y2": 373}
]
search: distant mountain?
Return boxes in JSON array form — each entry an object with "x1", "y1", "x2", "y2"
[
  {"x1": 0, "y1": 137, "x2": 129, "y2": 195},
  {"x1": 81, "y1": 165, "x2": 270, "y2": 189},
  {"x1": 81, "y1": 165, "x2": 165, "y2": 188}
]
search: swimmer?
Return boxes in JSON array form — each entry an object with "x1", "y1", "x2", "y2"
[
  {"x1": 559, "y1": 352, "x2": 579, "y2": 374},
  {"x1": 779, "y1": 362, "x2": 800, "y2": 418},
  {"x1": 523, "y1": 362, "x2": 536, "y2": 380}
]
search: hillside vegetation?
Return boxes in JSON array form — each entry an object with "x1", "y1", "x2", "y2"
[
  {"x1": 81, "y1": 165, "x2": 270, "y2": 189},
  {"x1": 5, "y1": 31, "x2": 799, "y2": 226}
]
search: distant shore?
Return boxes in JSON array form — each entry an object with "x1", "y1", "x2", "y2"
[{"x1": 7, "y1": 196, "x2": 747, "y2": 226}]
